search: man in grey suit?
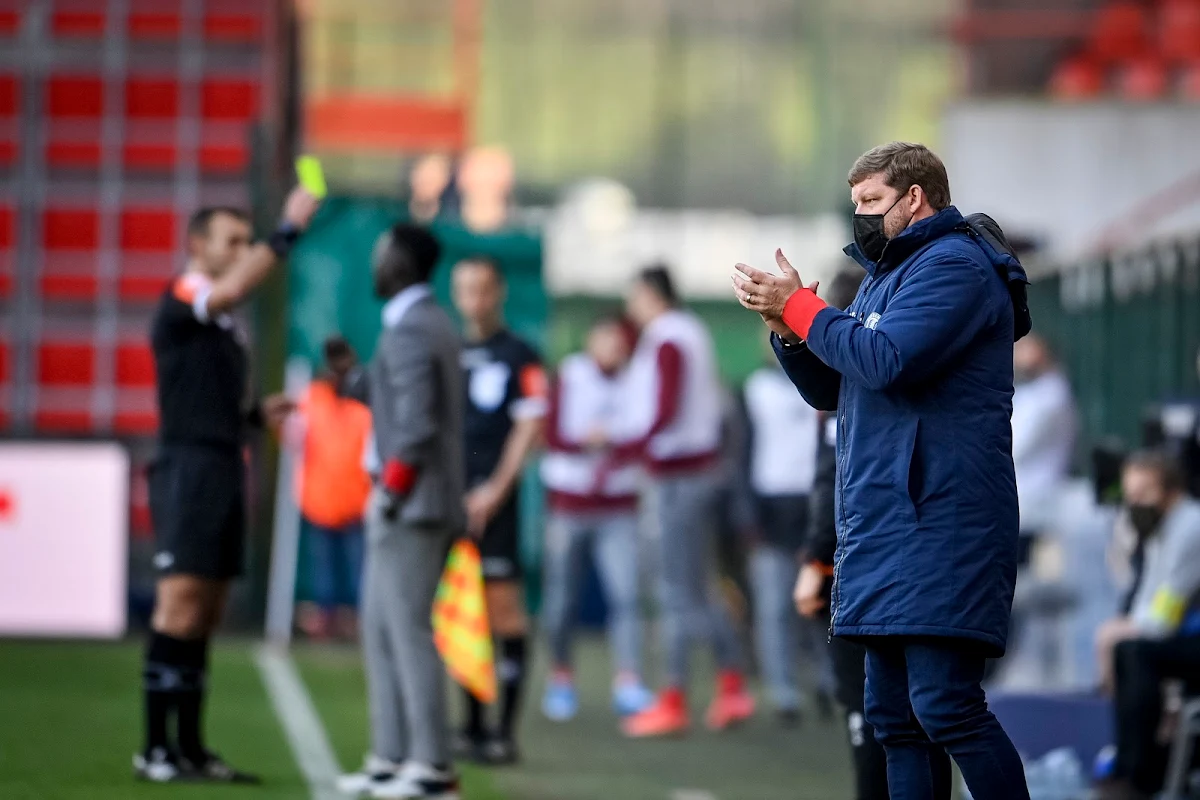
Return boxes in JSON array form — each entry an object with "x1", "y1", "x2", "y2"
[{"x1": 337, "y1": 224, "x2": 463, "y2": 800}]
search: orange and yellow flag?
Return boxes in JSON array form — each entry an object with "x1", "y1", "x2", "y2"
[{"x1": 432, "y1": 540, "x2": 496, "y2": 703}]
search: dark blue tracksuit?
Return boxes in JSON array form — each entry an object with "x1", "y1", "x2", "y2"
[{"x1": 775, "y1": 206, "x2": 1029, "y2": 800}]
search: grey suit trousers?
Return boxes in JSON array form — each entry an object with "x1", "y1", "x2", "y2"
[{"x1": 362, "y1": 491, "x2": 452, "y2": 765}]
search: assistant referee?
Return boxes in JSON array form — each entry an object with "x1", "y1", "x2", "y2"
[{"x1": 136, "y1": 186, "x2": 319, "y2": 783}]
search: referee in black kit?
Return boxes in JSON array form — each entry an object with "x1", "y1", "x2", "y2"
[{"x1": 135, "y1": 186, "x2": 319, "y2": 783}]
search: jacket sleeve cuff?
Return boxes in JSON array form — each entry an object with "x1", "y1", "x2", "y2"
[
  {"x1": 781, "y1": 289, "x2": 828, "y2": 340},
  {"x1": 382, "y1": 458, "x2": 417, "y2": 495}
]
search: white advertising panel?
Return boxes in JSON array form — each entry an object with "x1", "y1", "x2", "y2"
[{"x1": 0, "y1": 442, "x2": 129, "y2": 637}]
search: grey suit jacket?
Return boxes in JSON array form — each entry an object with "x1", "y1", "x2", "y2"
[{"x1": 369, "y1": 295, "x2": 466, "y2": 533}]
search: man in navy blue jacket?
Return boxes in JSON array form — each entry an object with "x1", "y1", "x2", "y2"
[{"x1": 733, "y1": 142, "x2": 1029, "y2": 800}]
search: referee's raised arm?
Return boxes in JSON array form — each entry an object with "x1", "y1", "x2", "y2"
[{"x1": 199, "y1": 186, "x2": 320, "y2": 317}]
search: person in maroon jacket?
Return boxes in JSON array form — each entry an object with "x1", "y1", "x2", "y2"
[
  {"x1": 538, "y1": 316, "x2": 654, "y2": 722},
  {"x1": 615, "y1": 266, "x2": 754, "y2": 738}
]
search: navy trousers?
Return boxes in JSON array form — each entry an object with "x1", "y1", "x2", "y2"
[{"x1": 862, "y1": 637, "x2": 1029, "y2": 800}]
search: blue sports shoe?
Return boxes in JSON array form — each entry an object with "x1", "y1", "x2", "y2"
[
  {"x1": 541, "y1": 677, "x2": 579, "y2": 722},
  {"x1": 612, "y1": 680, "x2": 654, "y2": 717}
]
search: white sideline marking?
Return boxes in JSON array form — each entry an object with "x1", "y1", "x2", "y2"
[
  {"x1": 670, "y1": 791, "x2": 719, "y2": 800},
  {"x1": 254, "y1": 644, "x2": 343, "y2": 800}
]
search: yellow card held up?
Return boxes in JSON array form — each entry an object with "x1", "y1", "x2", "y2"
[{"x1": 295, "y1": 155, "x2": 327, "y2": 199}]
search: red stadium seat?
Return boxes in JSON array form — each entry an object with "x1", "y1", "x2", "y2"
[
  {"x1": 45, "y1": 140, "x2": 102, "y2": 169},
  {"x1": 113, "y1": 410, "x2": 159, "y2": 436},
  {"x1": 43, "y1": 207, "x2": 99, "y2": 250},
  {"x1": 37, "y1": 341, "x2": 95, "y2": 386},
  {"x1": 0, "y1": 202, "x2": 11, "y2": 298},
  {"x1": 1049, "y1": 55, "x2": 1105, "y2": 99},
  {"x1": 1115, "y1": 57, "x2": 1169, "y2": 100},
  {"x1": 0, "y1": 339, "x2": 9, "y2": 383},
  {"x1": 0, "y1": 74, "x2": 16, "y2": 116},
  {"x1": 51, "y1": 0, "x2": 105, "y2": 38},
  {"x1": 120, "y1": 208, "x2": 175, "y2": 252},
  {"x1": 46, "y1": 75, "x2": 104, "y2": 118},
  {"x1": 201, "y1": 78, "x2": 259, "y2": 121},
  {"x1": 35, "y1": 408, "x2": 94, "y2": 433},
  {"x1": 124, "y1": 118, "x2": 179, "y2": 172},
  {"x1": 128, "y1": 12, "x2": 180, "y2": 39},
  {"x1": 41, "y1": 272, "x2": 98, "y2": 301},
  {"x1": 0, "y1": 204, "x2": 12, "y2": 248},
  {"x1": 1160, "y1": 0, "x2": 1200, "y2": 64},
  {"x1": 0, "y1": 7, "x2": 18, "y2": 37},
  {"x1": 113, "y1": 388, "x2": 158, "y2": 435},
  {"x1": 42, "y1": 207, "x2": 100, "y2": 299},
  {"x1": 204, "y1": 16, "x2": 262, "y2": 43},
  {"x1": 0, "y1": 137, "x2": 15, "y2": 167},
  {"x1": 203, "y1": 0, "x2": 264, "y2": 42},
  {"x1": 118, "y1": 273, "x2": 171, "y2": 302},
  {"x1": 1090, "y1": 2, "x2": 1150, "y2": 63},
  {"x1": 115, "y1": 342, "x2": 156, "y2": 387},
  {"x1": 125, "y1": 77, "x2": 179, "y2": 120},
  {"x1": 45, "y1": 75, "x2": 105, "y2": 169},
  {"x1": 128, "y1": 0, "x2": 181, "y2": 40},
  {"x1": 200, "y1": 142, "x2": 249, "y2": 174},
  {"x1": 123, "y1": 141, "x2": 178, "y2": 172}
]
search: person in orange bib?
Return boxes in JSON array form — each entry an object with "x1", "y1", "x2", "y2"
[{"x1": 291, "y1": 336, "x2": 373, "y2": 640}]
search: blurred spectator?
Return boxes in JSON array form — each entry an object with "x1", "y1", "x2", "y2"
[
  {"x1": 1095, "y1": 451, "x2": 1200, "y2": 693},
  {"x1": 291, "y1": 337, "x2": 373, "y2": 640},
  {"x1": 539, "y1": 315, "x2": 652, "y2": 722},
  {"x1": 1011, "y1": 333, "x2": 1077, "y2": 554},
  {"x1": 715, "y1": 384, "x2": 754, "y2": 634},
  {"x1": 741, "y1": 335, "x2": 826, "y2": 725},
  {"x1": 617, "y1": 265, "x2": 754, "y2": 738},
  {"x1": 456, "y1": 147, "x2": 515, "y2": 233},
  {"x1": 407, "y1": 154, "x2": 453, "y2": 224},
  {"x1": 1101, "y1": 628, "x2": 1200, "y2": 799}
]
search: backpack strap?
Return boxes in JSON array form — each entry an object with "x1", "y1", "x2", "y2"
[{"x1": 959, "y1": 213, "x2": 1033, "y2": 342}]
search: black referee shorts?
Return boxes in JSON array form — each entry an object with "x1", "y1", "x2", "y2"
[
  {"x1": 479, "y1": 495, "x2": 522, "y2": 582},
  {"x1": 148, "y1": 444, "x2": 246, "y2": 581}
]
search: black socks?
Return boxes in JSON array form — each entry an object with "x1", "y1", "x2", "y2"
[
  {"x1": 175, "y1": 637, "x2": 210, "y2": 761},
  {"x1": 497, "y1": 636, "x2": 527, "y2": 740},
  {"x1": 461, "y1": 635, "x2": 528, "y2": 742},
  {"x1": 143, "y1": 631, "x2": 208, "y2": 759},
  {"x1": 463, "y1": 687, "x2": 486, "y2": 740}
]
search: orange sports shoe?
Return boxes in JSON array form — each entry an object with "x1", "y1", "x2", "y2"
[
  {"x1": 621, "y1": 687, "x2": 690, "y2": 738},
  {"x1": 705, "y1": 670, "x2": 756, "y2": 731}
]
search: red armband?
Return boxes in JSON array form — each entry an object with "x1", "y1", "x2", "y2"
[
  {"x1": 382, "y1": 459, "x2": 417, "y2": 495},
  {"x1": 781, "y1": 289, "x2": 828, "y2": 340},
  {"x1": 808, "y1": 560, "x2": 835, "y2": 577}
]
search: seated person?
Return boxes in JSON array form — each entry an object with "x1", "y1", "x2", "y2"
[
  {"x1": 1099, "y1": 624, "x2": 1200, "y2": 800},
  {"x1": 1095, "y1": 451, "x2": 1200, "y2": 688},
  {"x1": 1094, "y1": 451, "x2": 1200, "y2": 799}
]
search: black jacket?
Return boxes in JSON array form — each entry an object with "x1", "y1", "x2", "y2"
[{"x1": 805, "y1": 413, "x2": 837, "y2": 567}]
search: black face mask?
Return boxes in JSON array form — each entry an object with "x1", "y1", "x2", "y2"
[
  {"x1": 853, "y1": 191, "x2": 911, "y2": 263},
  {"x1": 1128, "y1": 504, "x2": 1165, "y2": 539}
]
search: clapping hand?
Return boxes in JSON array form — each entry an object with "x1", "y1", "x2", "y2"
[{"x1": 732, "y1": 249, "x2": 819, "y2": 341}]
